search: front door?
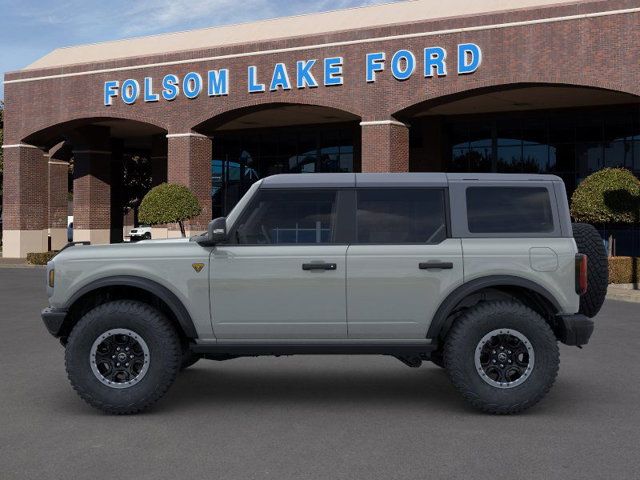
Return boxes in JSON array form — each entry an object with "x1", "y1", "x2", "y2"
[
  {"x1": 346, "y1": 188, "x2": 463, "y2": 339},
  {"x1": 210, "y1": 188, "x2": 349, "y2": 339}
]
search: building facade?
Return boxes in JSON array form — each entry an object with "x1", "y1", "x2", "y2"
[{"x1": 2, "y1": 0, "x2": 640, "y2": 257}]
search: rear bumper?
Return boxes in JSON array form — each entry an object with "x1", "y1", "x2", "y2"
[
  {"x1": 555, "y1": 313, "x2": 594, "y2": 347},
  {"x1": 41, "y1": 307, "x2": 68, "y2": 337}
]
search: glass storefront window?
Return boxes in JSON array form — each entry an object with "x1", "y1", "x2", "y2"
[{"x1": 211, "y1": 123, "x2": 358, "y2": 217}]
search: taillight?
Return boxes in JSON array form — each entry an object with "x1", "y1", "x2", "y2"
[{"x1": 575, "y1": 254, "x2": 588, "y2": 295}]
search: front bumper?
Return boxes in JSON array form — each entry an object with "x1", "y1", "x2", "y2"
[
  {"x1": 41, "y1": 307, "x2": 68, "y2": 337},
  {"x1": 555, "y1": 314, "x2": 594, "y2": 347}
]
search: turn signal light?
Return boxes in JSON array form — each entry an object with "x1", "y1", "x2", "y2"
[
  {"x1": 48, "y1": 269, "x2": 55, "y2": 288},
  {"x1": 575, "y1": 254, "x2": 587, "y2": 295}
]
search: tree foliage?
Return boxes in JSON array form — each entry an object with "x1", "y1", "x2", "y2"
[
  {"x1": 139, "y1": 183, "x2": 202, "y2": 237},
  {"x1": 570, "y1": 168, "x2": 640, "y2": 224}
]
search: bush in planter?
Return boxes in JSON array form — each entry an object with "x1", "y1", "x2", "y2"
[
  {"x1": 570, "y1": 168, "x2": 640, "y2": 256},
  {"x1": 139, "y1": 183, "x2": 202, "y2": 237},
  {"x1": 27, "y1": 251, "x2": 58, "y2": 265}
]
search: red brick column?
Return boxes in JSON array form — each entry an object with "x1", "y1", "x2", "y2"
[
  {"x1": 360, "y1": 120, "x2": 410, "y2": 173},
  {"x1": 1, "y1": 144, "x2": 49, "y2": 257},
  {"x1": 48, "y1": 156, "x2": 70, "y2": 250},
  {"x1": 72, "y1": 149, "x2": 112, "y2": 244},
  {"x1": 166, "y1": 133, "x2": 212, "y2": 235},
  {"x1": 70, "y1": 126, "x2": 112, "y2": 245},
  {"x1": 150, "y1": 134, "x2": 168, "y2": 187}
]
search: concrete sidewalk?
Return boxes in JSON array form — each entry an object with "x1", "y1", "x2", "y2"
[{"x1": 607, "y1": 284, "x2": 640, "y2": 303}]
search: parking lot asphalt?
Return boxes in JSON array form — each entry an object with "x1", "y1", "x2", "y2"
[{"x1": 1, "y1": 267, "x2": 639, "y2": 480}]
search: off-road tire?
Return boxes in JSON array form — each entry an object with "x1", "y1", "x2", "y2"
[
  {"x1": 444, "y1": 300, "x2": 559, "y2": 414},
  {"x1": 65, "y1": 300, "x2": 181, "y2": 414},
  {"x1": 430, "y1": 350, "x2": 445, "y2": 368},
  {"x1": 572, "y1": 223, "x2": 608, "y2": 318}
]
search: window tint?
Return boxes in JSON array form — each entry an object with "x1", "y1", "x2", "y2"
[
  {"x1": 234, "y1": 189, "x2": 338, "y2": 244},
  {"x1": 466, "y1": 187, "x2": 554, "y2": 234},
  {"x1": 356, "y1": 189, "x2": 447, "y2": 244}
]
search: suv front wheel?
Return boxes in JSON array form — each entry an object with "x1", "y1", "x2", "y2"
[
  {"x1": 444, "y1": 300, "x2": 559, "y2": 414},
  {"x1": 65, "y1": 300, "x2": 181, "y2": 414}
]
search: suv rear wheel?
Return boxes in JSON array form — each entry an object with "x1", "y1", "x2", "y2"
[
  {"x1": 444, "y1": 300, "x2": 559, "y2": 414},
  {"x1": 65, "y1": 300, "x2": 181, "y2": 414}
]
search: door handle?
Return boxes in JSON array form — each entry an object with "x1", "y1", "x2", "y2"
[
  {"x1": 302, "y1": 262, "x2": 337, "y2": 271},
  {"x1": 419, "y1": 261, "x2": 454, "y2": 270}
]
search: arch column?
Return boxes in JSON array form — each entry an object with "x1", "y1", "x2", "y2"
[
  {"x1": 1, "y1": 143, "x2": 49, "y2": 258},
  {"x1": 360, "y1": 120, "x2": 410, "y2": 173},
  {"x1": 70, "y1": 126, "x2": 112, "y2": 245},
  {"x1": 166, "y1": 133, "x2": 212, "y2": 236},
  {"x1": 48, "y1": 142, "x2": 71, "y2": 250}
]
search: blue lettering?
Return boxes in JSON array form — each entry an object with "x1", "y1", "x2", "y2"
[
  {"x1": 296, "y1": 60, "x2": 318, "y2": 89},
  {"x1": 324, "y1": 57, "x2": 343, "y2": 86},
  {"x1": 270, "y1": 63, "x2": 292, "y2": 91},
  {"x1": 121, "y1": 79, "x2": 140, "y2": 104},
  {"x1": 208, "y1": 69, "x2": 229, "y2": 96},
  {"x1": 366, "y1": 52, "x2": 385, "y2": 83},
  {"x1": 248, "y1": 66, "x2": 265, "y2": 93},
  {"x1": 162, "y1": 74, "x2": 179, "y2": 101},
  {"x1": 458, "y1": 43, "x2": 482, "y2": 74},
  {"x1": 104, "y1": 80, "x2": 119, "y2": 106},
  {"x1": 391, "y1": 50, "x2": 415, "y2": 81},
  {"x1": 144, "y1": 77, "x2": 159, "y2": 102},
  {"x1": 183, "y1": 72, "x2": 203, "y2": 99},
  {"x1": 424, "y1": 47, "x2": 447, "y2": 77}
]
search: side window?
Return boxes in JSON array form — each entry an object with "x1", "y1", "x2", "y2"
[
  {"x1": 466, "y1": 187, "x2": 554, "y2": 234},
  {"x1": 356, "y1": 189, "x2": 447, "y2": 244},
  {"x1": 234, "y1": 189, "x2": 338, "y2": 244}
]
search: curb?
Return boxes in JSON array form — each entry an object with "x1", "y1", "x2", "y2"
[
  {"x1": 0, "y1": 264, "x2": 45, "y2": 269},
  {"x1": 606, "y1": 289, "x2": 640, "y2": 304}
]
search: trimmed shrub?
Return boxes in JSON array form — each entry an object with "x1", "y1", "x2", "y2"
[
  {"x1": 571, "y1": 168, "x2": 640, "y2": 224},
  {"x1": 27, "y1": 251, "x2": 58, "y2": 265},
  {"x1": 608, "y1": 256, "x2": 640, "y2": 284},
  {"x1": 139, "y1": 183, "x2": 202, "y2": 237}
]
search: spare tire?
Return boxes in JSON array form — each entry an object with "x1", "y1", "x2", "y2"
[{"x1": 572, "y1": 223, "x2": 608, "y2": 318}]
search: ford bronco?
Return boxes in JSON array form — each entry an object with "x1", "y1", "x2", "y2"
[{"x1": 42, "y1": 173, "x2": 607, "y2": 414}]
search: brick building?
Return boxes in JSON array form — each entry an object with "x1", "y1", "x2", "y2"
[{"x1": 2, "y1": 0, "x2": 640, "y2": 257}]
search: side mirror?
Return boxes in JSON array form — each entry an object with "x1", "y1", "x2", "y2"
[{"x1": 207, "y1": 217, "x2": 228, "y2": 244}]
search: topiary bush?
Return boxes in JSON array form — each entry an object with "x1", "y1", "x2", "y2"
[
  {"x1": 138, "y1": 183, "x2": 202, "y2": 237},
  {"x1": 571, "y1": 168, "x2": 640, "y2": 224},
  {"x1": 571, "y1": 168, "x2": 640, "y2": 256}
]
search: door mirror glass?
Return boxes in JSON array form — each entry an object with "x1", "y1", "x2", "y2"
[{"x1": 208, "y1": 217, "x2": 228, "y2": 244}]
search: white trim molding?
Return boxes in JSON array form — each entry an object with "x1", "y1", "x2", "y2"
[
  {"x1": 48, "y1": 160, "x2": 70, "y2": 166},
  {"x1": 360, "y1": 120, "x2": 409, "y2": 128},
  {"x1": 3, "y1": 7, "x2": 639, "y2": 85},
  {"x1": 166, "y1": 133, "x2": 212, "y2": 139},
  {"x1": 1, "y1": 143, "x2": 41, "y2": 150}
]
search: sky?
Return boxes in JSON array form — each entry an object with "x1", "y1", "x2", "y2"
[{"x1": 0, "y1": 0, "x2": 403, "y2": 100}]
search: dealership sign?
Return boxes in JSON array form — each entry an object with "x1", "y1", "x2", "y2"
[{"x1": 103, "y1": 43, "x2": 482, "y2": 106}]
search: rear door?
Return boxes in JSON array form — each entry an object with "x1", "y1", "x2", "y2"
[
  {"x1": 346, "y1": 187, "x2": 463, "y2": 339},
  {"x1": 210, "y1": 187, "x2": 350, "y2": 339}
]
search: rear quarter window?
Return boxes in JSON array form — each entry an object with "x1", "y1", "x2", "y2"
[{"x1": 466, "y1": 187, "x2": 554, "y2": 234}]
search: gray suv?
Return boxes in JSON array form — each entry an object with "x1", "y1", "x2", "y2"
[{"x1": 41, "y1": 173, "x2": 607, "y2": 414}]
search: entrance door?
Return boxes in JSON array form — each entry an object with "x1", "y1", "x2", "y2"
[
  {"x1": 210, "y1": 188, "x2": 349, "y2": 339},
  {"x1": 346, "y1": 188, "x2": 463, "y2": 339}
]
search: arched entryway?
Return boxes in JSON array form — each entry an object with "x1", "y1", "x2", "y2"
[
  {"x1": 396, "y1": 83, "x2": 640, "y2": 254},
  {"x1": 7, "y1": 118, "x2": 167, "y2": 253},
  {"x1": 193, "y1": 103, "x2": 361, "y2": 218}
]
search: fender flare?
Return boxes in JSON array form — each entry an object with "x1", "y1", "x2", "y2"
[
  {"x1": 426, "y1": 275, "x2": 562, "y2": 340},
  {"x1": 65, "y1": 275, "x2": 198, "y2": 338}
]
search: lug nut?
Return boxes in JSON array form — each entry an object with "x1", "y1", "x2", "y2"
[
  {"x1": 116, "y1": 363, "x2": 120, "y2": 367},
  {"x1": 125, "y1": 363, "x2": 129, "y2": 367},
  {"x1": 130, "y1": 355, "x2": 134, "y2": 359}
]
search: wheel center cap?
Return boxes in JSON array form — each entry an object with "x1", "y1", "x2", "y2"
[
  {"x1": 117, "y1": 352, "x2": 128, "y2": 362},
  {"x1": 497, "y1": 352, "x2": 508, "y2": 363}
]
